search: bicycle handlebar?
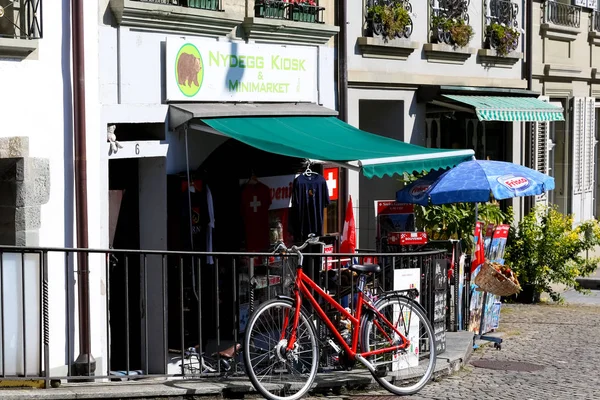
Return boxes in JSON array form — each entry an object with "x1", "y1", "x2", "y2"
[{"x1": 273, "y1": 234, "x2": 326, "y2": 266}]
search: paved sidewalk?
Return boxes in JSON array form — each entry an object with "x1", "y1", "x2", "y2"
[
  {"x1": 0, "y1": 332, "x2": 475, "y2": 399},
  {"x1": 349, "y1": 303, "x2": 600, "y2": 400}
]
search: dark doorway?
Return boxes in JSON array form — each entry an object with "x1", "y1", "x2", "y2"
[{"x1": 108, "y1": 158, "x2": 142, "y2": 372}]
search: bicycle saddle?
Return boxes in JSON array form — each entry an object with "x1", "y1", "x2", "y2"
[
  {"x1": 214, "y1": 343, "x2": 242, "y2": 359},
  {"x1": 349, "y1": 263, "x2": 380, "y2": 274}
]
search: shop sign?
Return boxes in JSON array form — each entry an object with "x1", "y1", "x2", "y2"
[
  {"x1": 374, "y1": 200, "x2": 414, "y2": 217},
  {"x1": 239, "y1": 174, "x2": 298, "y2": 210},
  {"x1": 324, "y1": 168, "x2": 338, "y2": 201},
  {"x1": 166, "y1": 38, "x2": 318, "y2": 102}
]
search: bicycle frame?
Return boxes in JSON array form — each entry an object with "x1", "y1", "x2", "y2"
[{"x1": 285, "y1": 265, "x2": 411, "y2": 361}]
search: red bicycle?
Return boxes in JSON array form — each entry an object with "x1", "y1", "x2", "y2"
[{"x1": 243, "y1": 235, "x2": 436, "y2": 400}]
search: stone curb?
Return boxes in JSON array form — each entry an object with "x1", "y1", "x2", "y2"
[{"x1": 0, "y1": 332, "x2": 476, "y2": 399}]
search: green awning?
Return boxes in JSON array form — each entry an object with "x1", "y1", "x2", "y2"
[
  {"x1": 443, "y1": 95, "x2": 565, "y2": 122},
  {"x1": 201, "y1": 116, "x2": 474, "y2": 179}
]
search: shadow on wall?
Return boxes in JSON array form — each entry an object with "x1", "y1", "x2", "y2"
[
  {"x1": 62, "y1": 0, "x2": 76, "y2": 369},
  {"x1": 224, "y1": 41, "x2": 245, "y2": 93}
]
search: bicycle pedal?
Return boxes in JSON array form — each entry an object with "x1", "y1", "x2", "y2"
[{"x1": 374, "y1": 365, "x2": 387, "y2": 378}]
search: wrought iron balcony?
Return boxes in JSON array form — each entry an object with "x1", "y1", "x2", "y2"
[
  {"x1": 486, "y1": 0, "x2": 518, "y2": 27},
  {"x1": 365, "y1": 0, "x2": 413, "y2": 40},
  {"x1": 254, "y1": 0, "x2": 325, "y2": 24},
  {"x1": 0, "y1": 0, "x2": 42, "y2": 39},
  {"x1": 133, "y1": 0, "x2": 220, "y2": 11},
  {"x1": 543, "y1": 0, "x2": 580, "y2": 28},
  {"x1": 484, "y1": 0, "x2": 520, "y2": 55},
  {"x1": 430, "y1": 0, "x2": 471, "y2": 46}
]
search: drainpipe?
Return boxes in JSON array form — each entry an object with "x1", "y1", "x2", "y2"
[
  {"x1": 337, "y1": 0, "x2": 349, "y2": 235},
  {"x1": 525, "y1": 0, "x2": 533, "y2": 216},
  {"x1": 71, "y1": 0, "x2": 95, "y2": 376},
  {"x1": 526, "y1": 0, "x2": 533, "y2": 91}
]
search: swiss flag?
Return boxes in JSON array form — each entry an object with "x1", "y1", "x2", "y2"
[
  {"x1": 471, "y1": 222, "x2": 485, "y2": 273},
  {"x1": 340, "y1": 196, "x2": 356, "y2": 254}
]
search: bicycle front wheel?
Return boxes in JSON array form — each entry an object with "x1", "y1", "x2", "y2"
[
  {"x1": 244, "y1": 298, "x2": 319, "y2": 400},
  {"x1": 360, "y1": 294, "x2": 436, "y2": 395}
]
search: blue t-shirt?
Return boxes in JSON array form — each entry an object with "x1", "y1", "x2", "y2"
[{"x1": 289, "y1": 173, "x2": 330, "y2": 241}]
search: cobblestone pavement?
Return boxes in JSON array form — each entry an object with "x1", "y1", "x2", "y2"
[{"x1": 308, "y1": 302, "x2": 600, "y2": 400}]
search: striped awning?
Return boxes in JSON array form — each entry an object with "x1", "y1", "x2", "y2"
[{"x1": 443, "y1": 95, "x2": 565, "y2": 122}]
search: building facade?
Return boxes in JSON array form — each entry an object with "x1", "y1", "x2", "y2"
[
  {"x1": 0, "y1": 0, "x2": 106, "y2": 379},
  {"x1": 345, "y1": 0, "x2": 549, "y2": 248},
  {"x1": 531, "y1": 0, "x2": 599, "y2": 223}
]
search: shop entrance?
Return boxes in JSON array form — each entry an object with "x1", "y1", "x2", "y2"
[{"x1": 108, "y1": 155, "x2": 168, "y2": 374}]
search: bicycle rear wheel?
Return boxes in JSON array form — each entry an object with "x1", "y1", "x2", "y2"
[
  {"x1": 244, "y1": 298, "x2": 319, "y2": 400},
  {"x1": 360, "y1": 294, "x2": 436, "y2": 395}
]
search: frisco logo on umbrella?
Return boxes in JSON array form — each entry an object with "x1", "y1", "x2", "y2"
[
  {"x1": 497, "y1": 175, "x2": 531, "y2": 191},
  {"x1": 409, "y1": 183, "x2": 431, "y2": 199}
]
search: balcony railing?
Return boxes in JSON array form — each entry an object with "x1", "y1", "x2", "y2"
[
  {"x1": 430, "y1": 0, "x2": 471, "y2": 46},
  {"x1": 544, "y1": 0, "x2": 580, "y2": 28},
  {"x1": 254, "y1": 0, "x2": 325, "y2": 24},
  {"x1": 0, "y1": 0, "x2": 42, "y2": 39},
  {"x1": 594, "y1": 10, "x2": 600, "y2": 32},
  {"x1": 484, "y1": 0, "x2": 520, "y2": 55},
  {"x1": 133, "y1": 0, "x2": 220, "y2": 11},
  {"x1": 365, "y1": 0, "x2": 414, "y2": 40}
]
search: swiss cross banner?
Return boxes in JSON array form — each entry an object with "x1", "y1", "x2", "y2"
[
  {"x1": 324, "y1": 168, "x2": 338, "y2": 201},
  {"x1": 471, "y1": 222, "x2": 485, "y2": 274}
]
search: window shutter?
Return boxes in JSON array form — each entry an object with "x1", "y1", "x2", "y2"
[
  {"x1": 571, "y1": 97, "x2": 585, "y2": 223},
  {"x1": 533, "y1": 96, "x2": 551, "y2": 207},
  {"x1": 583, "y1": 97, "x2": 596, "y2": 221},
  {"x1": 532, "y1": 121, "x2": 551, "y2": 206}
]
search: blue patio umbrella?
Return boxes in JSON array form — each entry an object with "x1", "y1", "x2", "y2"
[{"x1": 396, "y1": 160, "x2": 555, "y2": 205}]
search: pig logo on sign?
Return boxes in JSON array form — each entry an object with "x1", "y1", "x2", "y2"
[{"x1": 175, "y1": 44, "x2": 204, "y2": 97}]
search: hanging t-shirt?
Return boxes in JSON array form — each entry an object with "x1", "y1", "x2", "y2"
[
  {"x1": 289, "y1": 173, "x2": 330, "y2": 241},
  {"x1": 241, "y1": 181, "x2": 272, "y2": 252}
]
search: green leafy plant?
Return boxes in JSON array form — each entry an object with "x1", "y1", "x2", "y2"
[
  {"x1": 399, "y1": 171, "x2": 513, "y2": 252},
  {"x1": 368, "y1": 3, "x2": 411, "y2": 41},
  {"x1": 505, "y1": 204, "x2": 600, "y2": 302},
  {"x1": 431, "y1": 16, "x2": 474, "y2": 48},
  {"x1": 486, "y1": 22, "x2": 520, "y2": 56}
]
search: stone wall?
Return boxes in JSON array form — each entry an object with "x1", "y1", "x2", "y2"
[{"x1": 0, "y1": 137, "x2": 50, "y2": 246}]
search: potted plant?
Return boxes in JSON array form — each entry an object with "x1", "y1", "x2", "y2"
[
  {"x1": 505, "y1": 205, "x2": 600, "y2": 303},
  {"x1": 431, "y1": 15, "x2": 474, "y2": 48},
  {"x1": 289, "y1": 0, "x2": 319, "y2": 23},
  {"x1": 367, "y1": 3, "x2": 412, "y2": 41},
  {"x1": 186, "y1": 0, "x2": 218, "y2": 11},
  {"x1": 255, "y1": 0, "x2": 287, "y2": 19},
  {"x1": 486, "y1": 22, "x2": 520, "y2": 56}
]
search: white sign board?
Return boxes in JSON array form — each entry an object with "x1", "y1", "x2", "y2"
[
  {"x1": 392, "y1": 268, "x2": 421, "y2": 370},
  {"x1": 166, "y1": 38, "x2": 318, "y2": 103}
]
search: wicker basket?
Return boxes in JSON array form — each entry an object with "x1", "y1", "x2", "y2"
[{"x1": 474, "y1": 261, "x2": 521, "y2": 297}]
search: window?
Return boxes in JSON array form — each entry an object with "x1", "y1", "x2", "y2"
[{"x1": 0, "y1": 0, "x2": 42, "y2": 39}]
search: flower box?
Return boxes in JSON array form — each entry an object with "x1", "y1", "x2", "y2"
[
  {"x1": 291, "y1": 4, "x2": 319, "y2": 23},
  {"x1": 255, "y1": 0, "x2": 288, "y2": 19},
  {"x1": 186, "y1": 0, "x2": 218, "y2": 10}
]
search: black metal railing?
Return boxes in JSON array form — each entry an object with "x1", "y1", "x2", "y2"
[
  {"x1": 544, "y1": 0, "x2": 580, "y2": 28},
  {"x1": 430, "y1": 0, "x2": 471, "y2": 45},
  {"x1": 0, "y1": 0, "x2": 42, "y2": 39},
  {"x1": 133, "y1": 0, "x2": 220, "y2": 11},
  {"x1": 254, "y1": 0, "x2": 325, "y2": 24},
  {"x1": 594, "y1": 10, "x2": 600, "y2": 32},
  {"x1": 487, "y1": 0, "x2": 518, "y2": 27},
  {"x1": 0, "y1": 245, "x2": 458, "y2": 386},
  {"x1": 484, "y1": 0, "x2": 520, "y2": 54},
  {"x1": 365, "y1": 0, "x2": 414, "y2": 40}
]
